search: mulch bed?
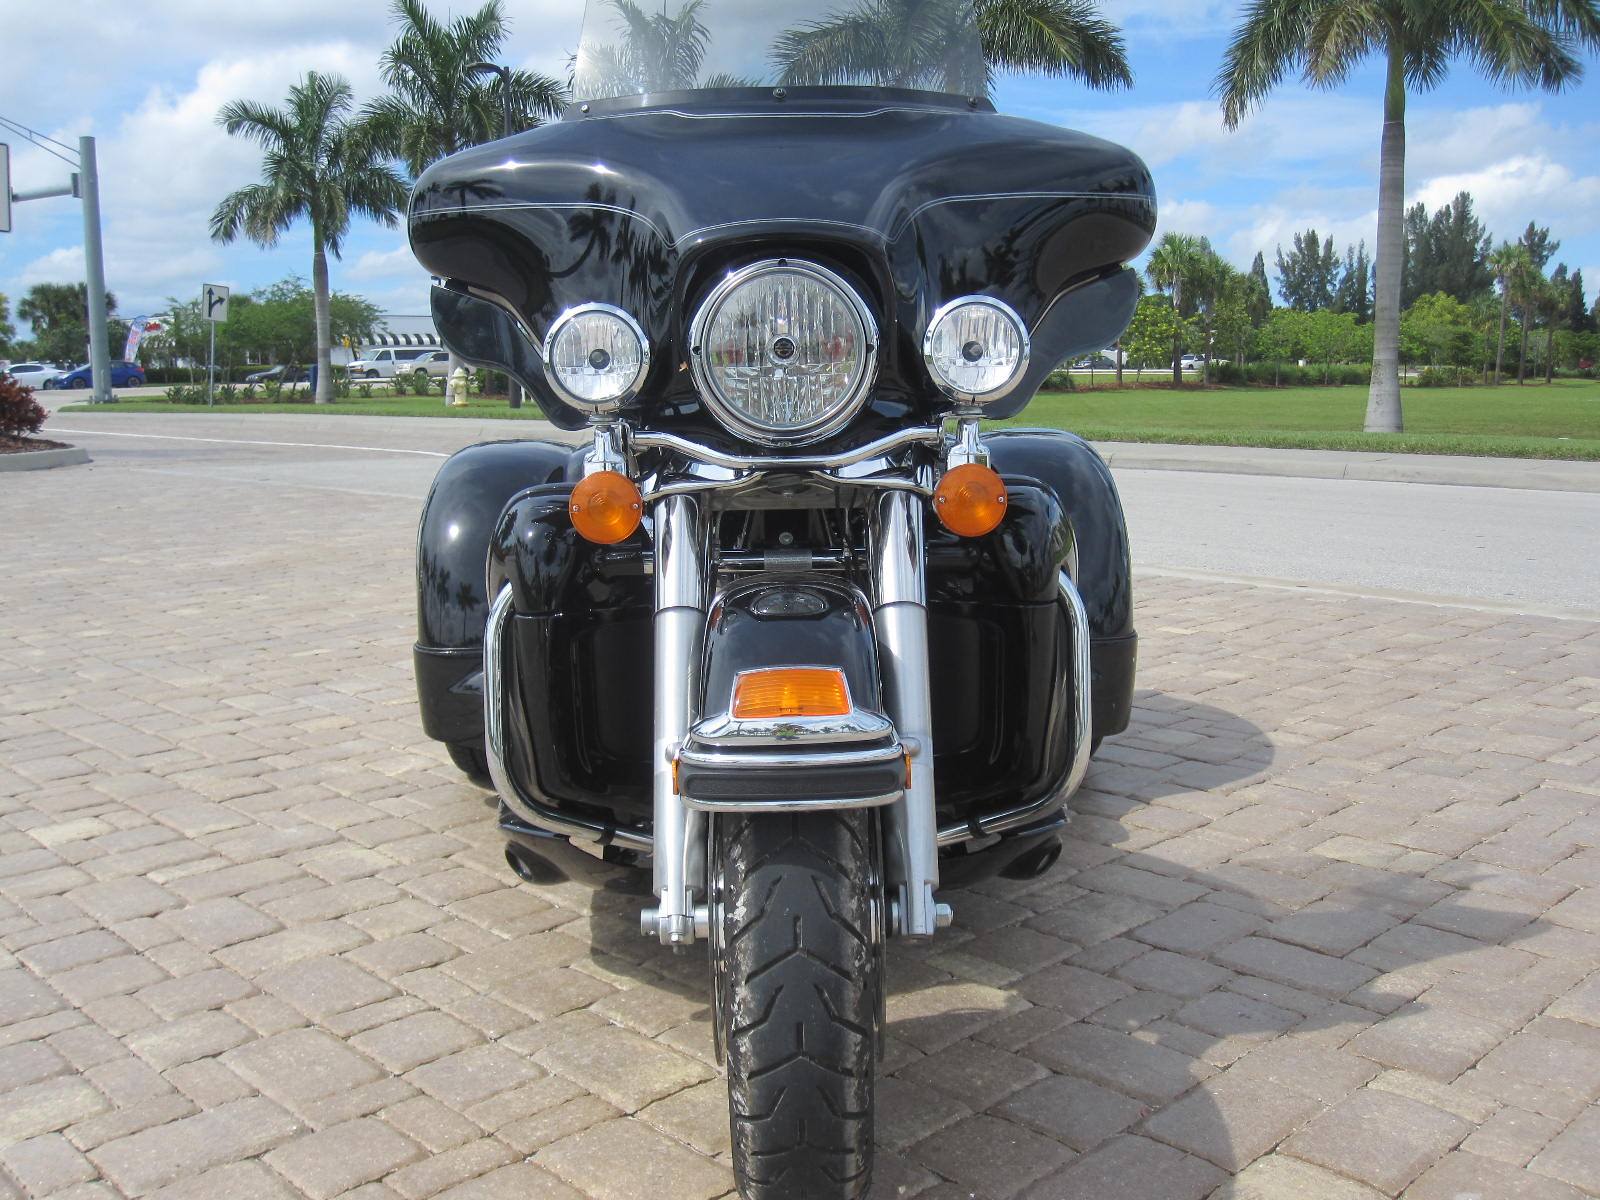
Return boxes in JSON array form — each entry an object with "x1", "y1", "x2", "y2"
[{"x1": 0, "y1": 436, "x2": 71, "y2": 454}]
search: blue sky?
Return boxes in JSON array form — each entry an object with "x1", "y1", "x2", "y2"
[{"x1": 2, "y1": 0, "x2": 1596, "y2": 337}]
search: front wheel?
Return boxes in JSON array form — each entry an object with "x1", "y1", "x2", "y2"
[{"x1": 713, "y1": 811, "x2": 881, "y2": 1200}]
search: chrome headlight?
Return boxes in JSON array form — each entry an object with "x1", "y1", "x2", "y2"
[
  {"x1": 689, "y1": 260, "x2": 878, "y2": 445},
  {"x1": 543, "y1": 303, "x2": 650, "y2": 412},
  {"x1": 923, "y1": 297, "x2": 1030, "y2": 404}
]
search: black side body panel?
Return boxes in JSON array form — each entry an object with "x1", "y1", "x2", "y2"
[
  {"x1": 987, "y1": 429, "x2": 1137, "y2": 739},
  {"x1": 413, "y1": 440, "x2": 575, "y2": 745}
]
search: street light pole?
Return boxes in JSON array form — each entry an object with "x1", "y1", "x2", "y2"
[
  {"x1": 0, "y1": 119, "x2": 114, "y2": 403},
  {"x1": 79, "y1": 136, "x2": 113, "y2": 405},
  {"x1": 467, "y1": 61, "x2": 513, "y2": 139}
]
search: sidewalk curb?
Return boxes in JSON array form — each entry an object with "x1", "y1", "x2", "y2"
[
  {"x1": 1093, "y1": 441, "x2": 1600, "y2": 494},
  {"x1": 0, "y1": 445, "x2": 92, "y2": 473}
]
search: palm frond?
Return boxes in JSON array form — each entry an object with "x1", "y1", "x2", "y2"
[
  {"x1": 1214, "y1": 0, "x2": 1318, "y2": 128},
  {"x1": 977, "y1": 0, "x2": 1132, "y2": 88}
]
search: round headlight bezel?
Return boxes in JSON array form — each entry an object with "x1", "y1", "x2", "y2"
[
  {"x1": 542, "y1": 302, "x2": 651, "y2": 413},
  {"x1": 922, "y1": 296, "x2": 1032, "y2": 405},
  {"x1": 689, "y1": 259, "x2": 879, "y2": 447}
]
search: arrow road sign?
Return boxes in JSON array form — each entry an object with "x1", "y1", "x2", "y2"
[{"x1": 203, "y1": 283, "x2": 230, "y2": 323}]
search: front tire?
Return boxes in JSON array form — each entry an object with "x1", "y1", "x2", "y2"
[{"x1": 713, "y1": 811, "x2": 880, "y2": 1200}]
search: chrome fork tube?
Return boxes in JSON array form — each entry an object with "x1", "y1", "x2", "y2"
[
  {"x1": 869, "y1": 491, "x2": 945, "y2": 938},
  {"x1": 646, "y1": 495, "x2": 709, "y2": 945}
]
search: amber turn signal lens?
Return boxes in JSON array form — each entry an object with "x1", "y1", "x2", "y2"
[
  {"x1": 732, "y1": 668, "x2": 851, "y2": 719},
  {"x1": 569, "y1": 471, "x2": 643, "y2": 544},
  {"x1": 933, "y1": 464, "x2": 1008, "y2": 537}
]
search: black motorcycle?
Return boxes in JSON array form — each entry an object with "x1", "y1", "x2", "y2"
[{"x1": 410, "y1": 2, "x2": 1153, "y2": 1195}]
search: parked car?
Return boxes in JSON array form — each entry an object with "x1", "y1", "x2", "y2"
[
  {"x1": 1178, "y1": 353, "x2": 1206, "y2": 371},
  {"x1": 1, "y1": 362, "x2": 64, "y2": 389},
  {"x1": 49, "y1": 360, "x2": 147, "y2": 389},
  {"x1": 1071, "y1": 353, "x2": 1117, "y2": 370},
  {"x1": 416, "y1": 350, "x2": 453, "y2": 379},
  {"x1": 346, "y1": 347, "x2": 437, "y2": 379},
  {"x1": 243, "y1": 365, "x2": 309, "y2": 384}
]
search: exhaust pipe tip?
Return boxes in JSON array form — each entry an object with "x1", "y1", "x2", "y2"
[
  {"x1": 505, "y1": 843, "x2": 563, "y2": 885},
  {"x1": 999, "y1": 837, "x2": 1063, "y2": 881}
]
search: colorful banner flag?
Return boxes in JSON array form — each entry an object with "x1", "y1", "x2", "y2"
[{"x1": 123, "y1": 316, "x2": 165, "y2": 363}]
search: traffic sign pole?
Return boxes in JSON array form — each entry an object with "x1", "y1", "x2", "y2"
[{"x1": 201, "y1": 284, "x2": 231, "y2": 407}]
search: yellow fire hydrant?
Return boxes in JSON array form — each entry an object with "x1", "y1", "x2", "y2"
[{"x1": 448, "y1": 366, "x2": 470, "y2": 408}]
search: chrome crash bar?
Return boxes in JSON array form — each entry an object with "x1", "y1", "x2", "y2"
[
  {"x1": 935, "y1": 570, "x2": 1093, "y2": 847},
  {"x1": 483, "y1": 584, "x2": 652, "y2": 853}
]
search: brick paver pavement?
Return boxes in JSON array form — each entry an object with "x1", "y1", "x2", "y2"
[{"x1": 3, "y1": 439, "x2": 1599, "y2": 1200}]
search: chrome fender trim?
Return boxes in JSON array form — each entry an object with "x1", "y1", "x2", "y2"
[
  {"x1": 935, "y1": 569, "x2": 1093, "y2": 847},
  {"x1": 483, "y1": 584, "x2": 652, "y2": 853}
]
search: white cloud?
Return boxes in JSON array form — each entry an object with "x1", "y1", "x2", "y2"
[
  {"x1": 348, "y1": 243, "x2": 421, "y2": 281},
  {"x1": 1414, "y1": 154, "x2": 1600, "y2": 242}
]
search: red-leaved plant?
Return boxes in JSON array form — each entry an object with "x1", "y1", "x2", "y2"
[{"x1": 0, "y1": 374, "x2": 49, "y2": 441}]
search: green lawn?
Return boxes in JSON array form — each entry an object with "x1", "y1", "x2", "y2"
[
  {"x1": 65, "y1": 378, "x2": 1600, "y2": 460},
  {"x1": 63, "y1": 395, "x2": 549, "y2": 419},
  {"x1": 1006, "y1": 379, "x2": 1600, "y2": 460}
]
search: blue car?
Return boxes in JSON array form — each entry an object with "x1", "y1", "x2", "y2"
[{"x1": 50, "y1": 360, "x2": 147, "y2": 390}]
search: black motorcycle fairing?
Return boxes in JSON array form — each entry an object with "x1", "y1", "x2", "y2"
[
  {"x1": 410, "y1": 93, "x2": 1155, "y2": 430},
  {"x1": 414, "y1": 439, "x2": 577, "y2": 744},
  {"x1": 430, "y1": 288, "x2": 591, "y2": 431}
]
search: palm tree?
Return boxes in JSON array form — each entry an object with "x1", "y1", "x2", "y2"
[
  {"x1": 365, "y1": 0, "x2": 567, "y2": 178},
  {"x1": 1145, "y1": 233, "x2": 1210, "y2": 386},
  {"x1": 212, "y1": 73, "x2": 407, "y2": 405},
  {"x1": 1488, "y1": 242, "x2": 1530, "y2": 386},
  {"x1": 1216, "y1": 0, "x2": 1600, "y2": 431},
  {"x1": 775, "y1": 0, "x2": 1131, "y2": 95},
  {"x1": 577, "y1": 0, "x2": 713, "y2": 96}
]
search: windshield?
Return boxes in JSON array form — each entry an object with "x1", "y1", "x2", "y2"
[{"x1": 572, "y1": 0, "x2": 987, "y2": 102}]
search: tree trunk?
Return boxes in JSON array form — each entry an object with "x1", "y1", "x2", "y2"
[
  {"x1": 1115, "y1": 339, "x2": 1123, "y2": 387},
  {"x1": 1171, "y1": 279, "x2": 1183, "y2": 387},
  {"x1": 312, "y1": 239, "x2": 334, "y2": 405},
  {"x1": 1494, "y1": 288, "x2": 1508, "y2": 385},
  {"x1": 1365, "y1": 42, "x2": 1406, "y2": 432},
  {"x1": 1517, "y1": 317, "x2": 1529, "y2": 385},
  {"x1": 1545, "y1": 325, "x2": 1555, "y2": 384}
]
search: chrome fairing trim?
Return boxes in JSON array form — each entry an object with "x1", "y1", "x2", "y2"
[
  {"x1": 935, "y1": 569, "x2": 1092, "y2": 847},
  {"x1": 682, "y1": 791, "x2": 902, "y2": 814},
  {"x1": 630, "y1": 425, "x2": 940, "y2": 472},
  {"x1": 483, "y1": 585, "x2": 653, "y2": 853}
]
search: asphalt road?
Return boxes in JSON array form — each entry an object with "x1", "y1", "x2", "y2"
[{"x1": 36, "y1": 410, "x2": 1600, "y2": 619}]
